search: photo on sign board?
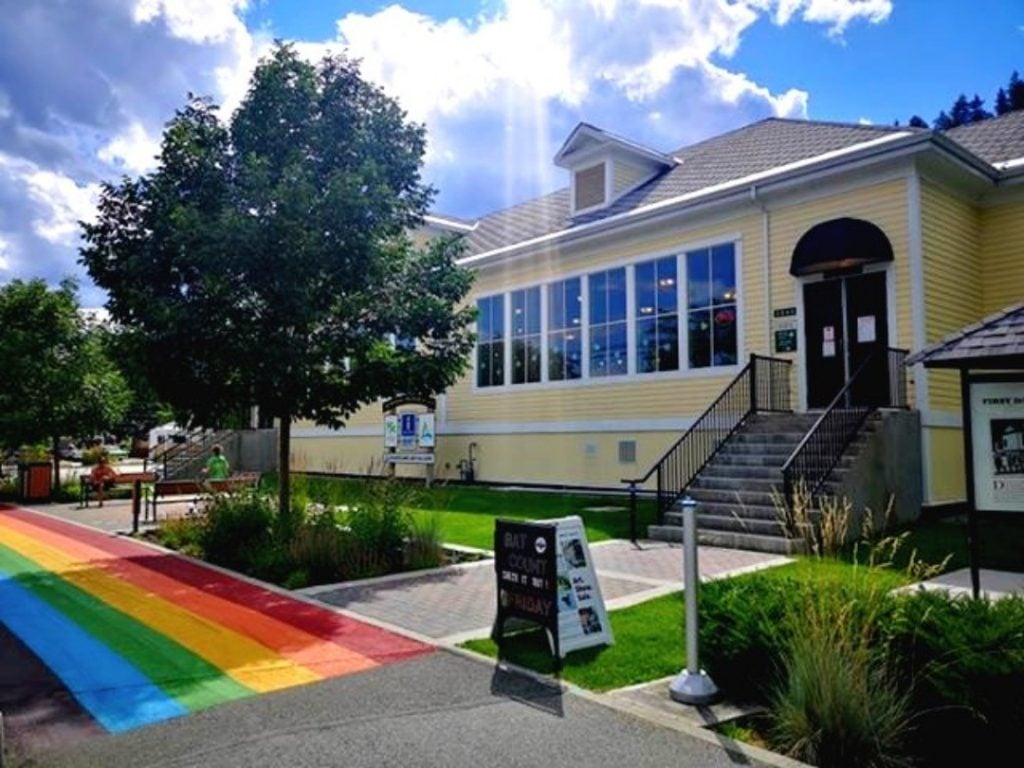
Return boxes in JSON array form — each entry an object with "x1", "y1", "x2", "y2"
[
  {"x1": 562, "y1": 538, "x2": 586, "y2": 568},
  {"x1": 557, "y1": 575, "x2": 576, "y2": 610},
  {"x1": 991, "y1": 419, "x2": 1024, "y2": 475},
  {"x1": 578, "y1": 607, "x2": 602, "y2": 635}
]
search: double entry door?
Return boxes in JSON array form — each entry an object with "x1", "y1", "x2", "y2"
[{"x1": 803, "y1": 271, "x2": 889, "y2": 409}]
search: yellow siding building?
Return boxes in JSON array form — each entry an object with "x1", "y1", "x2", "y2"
[{"x1": 294, "y1": 113, "x2": 1024, "y2": 513}]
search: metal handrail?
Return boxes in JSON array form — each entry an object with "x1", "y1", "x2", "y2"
[
  {"x1": 781, "y1": 346, "x2": 908, "y2": 513},
  {"x1": 622, "y1": 354, "x2": 792, "y2": 541}
]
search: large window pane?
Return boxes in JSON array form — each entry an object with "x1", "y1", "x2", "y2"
[
  {"x1": 688, "y1": 310, "x2": 711, "y2": 369},
  {"x1": 658, "y1": 315, "x2": 679, "y2": 371},
  {"x1": 608, "y1": 322, "x2": 627, "y2": 375},
  {"x1": 566, "y1": 278, "x2": 581, "y2": 327},
  {"x1": 548, "y1": 278, "x2": 582, "y2": 381},
  {"x1": 711, "y1": 244, "x2": 736, "y2": 305},
  {"x1": 712, "y1": 307, "x2": 737, "y2": 366},
  {"x1": 565, "y1": 330, "x2": 582, "y2": 379},
  {"x1": 476, "y1": 295, "x2": 505, "y2": 386},
  {"x1": 511, "y1": 286, "x2": 541, "y2": 385},
  {"x1": 590, "y1": 267, "x2": 628, "y2": 378},
  {"x1": 686, "y1": 243, "x2": 738, "y2": 369},
  {"x1": 590, "y1": 325, "x2": 608, "y2": 377},
  {"x1": 657, "y1": 257, "x2": 678, "y2": 314},
  {"x1": 686, "y1": 251, "x2": 711, "y2": 309},
  {"x1": 636, "y1": 261, "x2": 655, "y2": 319},
  {"x1": 636, "y1": 317, "x2": 657, "y2": 373},
  {"x1": 635, "y1": 256, "x2": 679, "y2": 374},
  {"x1": 608, "y1": 268, "x2": 626, "y2": 321},
  {"x1": 589, "y1": 272, "x2": 607, "y2": 325}
]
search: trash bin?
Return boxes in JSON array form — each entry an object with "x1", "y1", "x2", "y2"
[{"x1": 18, "y1": 461, "x2": 53, "y2": 502}]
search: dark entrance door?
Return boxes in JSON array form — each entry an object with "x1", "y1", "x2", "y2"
[{"x1": 803, "y1": 271, "x2": 889, "y2": 408}]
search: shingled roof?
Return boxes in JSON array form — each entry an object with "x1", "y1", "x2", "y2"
[
  {"x1": 945, "y1": 110, "x2": 1024, "y2": 166},
  {"x1": 905, "y1": 302, "x2": 1024, "y2": 369},
  {"x1": 460, "y1": 118, "x2": 920, "y2": 258}
]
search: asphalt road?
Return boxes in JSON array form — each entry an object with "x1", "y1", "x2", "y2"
[{"x1": 41, "y1": 650, "x2": 771, "y2": 768}]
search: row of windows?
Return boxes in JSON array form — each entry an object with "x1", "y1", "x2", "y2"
[{"x1": 476, "y1": 243, "x2": 739, "y2": 388}]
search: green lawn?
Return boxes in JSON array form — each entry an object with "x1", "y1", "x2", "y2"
[
  {"x1": 282, "y1": 474, "x2": 657, "y2": 550},
  {"x1": 845, "y1": 511, "x2": 1024, "y2": 574},
  {"x1": 463, "y1": 558, "x2": 909, "y2": 691}
]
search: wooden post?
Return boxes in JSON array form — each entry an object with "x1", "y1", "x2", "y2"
[
  {"x1": 131, "y1": 479, "x2": 142, "y2": 534},
  {"x1": 960, "y1": 368, "x2": 981, "y2": 600}
]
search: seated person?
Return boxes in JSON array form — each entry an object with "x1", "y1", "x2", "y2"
[{"x1": 88, "y1": 454, "x2": 119, "y2": 507}]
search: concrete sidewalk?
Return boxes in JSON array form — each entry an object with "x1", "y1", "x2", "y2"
[
  {"x1": 304, "y1": 540, "x2": 789, "y2": 644},
  {"x1": 44, "y1": 649, "x2": 795, "y2": 768}
]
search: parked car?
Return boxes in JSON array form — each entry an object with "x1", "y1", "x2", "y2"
[{"x1": 56, "y1": 442, "x2": 83, "y2": 461}]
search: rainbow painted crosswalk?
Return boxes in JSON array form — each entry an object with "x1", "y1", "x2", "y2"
[{"x1": 0, "y1": 505, "x2": 432, "y2": 734}]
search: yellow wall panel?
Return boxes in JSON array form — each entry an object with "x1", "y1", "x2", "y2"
[
  {"x1": 920, "y1": 182, "x2": 982, "y2": 412},
  {"x1": 927, "y1": 426, "x2": 966, "y2": 504},
  {"x1": 979, "y1": 199, "x2": 1024, "y2": 313},
  {"x1": 292, "y1": 430, "x2": 681, "y2": 489}
]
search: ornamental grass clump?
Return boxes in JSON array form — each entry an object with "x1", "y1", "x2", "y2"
[{"x1": 768, "y1": 576, "x2": 914, "y2": 768}]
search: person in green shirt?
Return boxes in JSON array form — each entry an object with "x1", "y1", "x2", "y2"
[{"x1": 204, "y1": 444, "x2": 230, "y2": 480}]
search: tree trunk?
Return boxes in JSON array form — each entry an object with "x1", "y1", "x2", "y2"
[
  {"x1": 277, "y1": 412, "x2": 290, "y2": 523},
  {"x1": 52, "y1": 435, "x2": 61, "y2": 490}
]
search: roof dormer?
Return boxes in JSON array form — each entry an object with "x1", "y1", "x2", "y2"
[{"x1": 554, "y1": 122, "x2": 674, "y2": 216}]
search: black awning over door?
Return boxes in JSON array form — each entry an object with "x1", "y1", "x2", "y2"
[{"x1": 790, "y1": 217, "x2": 893, "y2": 277}]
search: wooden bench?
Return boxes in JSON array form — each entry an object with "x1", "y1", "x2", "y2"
[
  {"x1": 80, "y1": 471, "x2": 157, "y2": 507},
  {"x1": 145, "y1": 472, "x2": 261, "y2": 523}
]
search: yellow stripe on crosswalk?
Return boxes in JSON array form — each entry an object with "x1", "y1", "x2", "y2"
[{"x1": 0, "y1": 522, "x2": 322, "y2": 693}]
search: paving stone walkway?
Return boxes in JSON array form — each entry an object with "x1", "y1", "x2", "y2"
[{"x1": 305, "y1": 540, "x2": 789, "y2": 644}]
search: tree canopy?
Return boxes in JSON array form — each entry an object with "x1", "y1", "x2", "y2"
[
  {"x1": 910, "y1": 69, "x2": 1024, "y2": 130},
  {"x1": 0, "y1": 279, "x2": 132, "y2": 484},
  {"x1": 80, "y1": 43, "x2": 475, "y2": 515}
]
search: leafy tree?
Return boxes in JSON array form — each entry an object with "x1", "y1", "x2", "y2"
[
  {"x1": 908, "y1": 115, "x2": 928, "y2": 129},
  {"x1": 995, "y1": 87, "x2": 1011, "y2": 116},
  {"x1": 933, "y1": 110, "x2": 953, "y2": 131},
  {"x1": 0, "y1": 279, "x2": 131, "y2": 486},
  {"x1": 81, "y1": 44, "x2": 475, "y2": 518},
  {"x1": 967, "y1": 94, "x2": 991, "y2": 124},
  {"x1": 1009, "y1": 70, "x2": 1024, "y2": 112}
]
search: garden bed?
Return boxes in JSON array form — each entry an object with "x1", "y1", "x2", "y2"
[{"x1": 464, "y1": 548, "x2": 1024, "y2": 768}]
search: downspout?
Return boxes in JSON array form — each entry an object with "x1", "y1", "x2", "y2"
[{"x1": 750, "y1": 185, "x2": 772, "y2": 355}]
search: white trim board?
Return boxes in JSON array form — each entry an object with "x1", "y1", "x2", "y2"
[{"x1": 292, "y1": 417, "x2": 697, "y2": 439}]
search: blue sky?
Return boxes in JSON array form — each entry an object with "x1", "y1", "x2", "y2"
[{"x1": 0, "y1": 1, "x2": 1021, "y2": 305}]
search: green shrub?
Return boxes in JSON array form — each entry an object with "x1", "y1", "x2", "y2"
[
  {"x1": 80, "y1": 445, "x2": 107, "y2": 466},
  {"x1": 405, "y1": 510, "x2": 444, "y2": 571},
  {"x1": 345, "y1": 479, "x2": 415, "y2": 570},
  {"x1": 699, "y1": 573, "x2": 793, "y2": 701},
  {"x1": 199, "y1": 490, "x2": 275, "y2": 572},
  {"x1": 883, "y1": 591, "x2": 1024, "y2": 767},
  {"x1": 158, "y1": 516, "x2": 204, "y2": 558}
]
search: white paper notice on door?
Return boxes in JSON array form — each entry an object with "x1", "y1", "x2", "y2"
[
  {"x1": 823, "y1": 340, "x2": 836, "y2": 358},
  {"x1": 857, "y1": 315, "x2": 876, "y2": 343},
  {"x1": 823, "y1": 325, "x2": 835, "y2": 342}
]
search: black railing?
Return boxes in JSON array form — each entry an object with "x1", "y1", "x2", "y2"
[
  {"x1": 623, "y1": 354, "x2": 792, "y2": 540},
  {"x1": 148, "y1": 428, "x2": 231, "y2": 480},
  {"x1": 781, "y1": 347, "x2": 908, "y2": 512}
]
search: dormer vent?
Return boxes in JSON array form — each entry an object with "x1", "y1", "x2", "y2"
[
  {"x1": 574, "y1": 163, "x2": 606, "y2": 211},
  {"x1": 554, "y1": 122, "x2": 673, "y2": 217}
]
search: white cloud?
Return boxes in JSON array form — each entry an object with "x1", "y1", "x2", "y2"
[
  {"x1": 0, "y1": 235, "x2": 10, "y2": 271},
  {"x1": 752, "y1": 0, "x2": 892, "y2": 37},
  {"x1": 133, "y1": 0, "x2": 250, "y2": 44},
  {"x1": 858, "y1": 116, "x2": 874, "y2": 125},
  {"x1": 0, "y1": 154, "x2": 99, "y2": 245},
  {"x1": 97, "y1": 121, "x2": 162, "y2": 173}
]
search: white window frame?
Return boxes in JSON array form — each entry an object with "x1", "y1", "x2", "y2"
[{"x1": 470, "y1": 234, "x2": 744, "y2": 393}]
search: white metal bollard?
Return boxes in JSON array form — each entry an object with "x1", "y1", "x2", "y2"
[{"x1": 669, "y1": 496, "x2": 719, "y2": 705}]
